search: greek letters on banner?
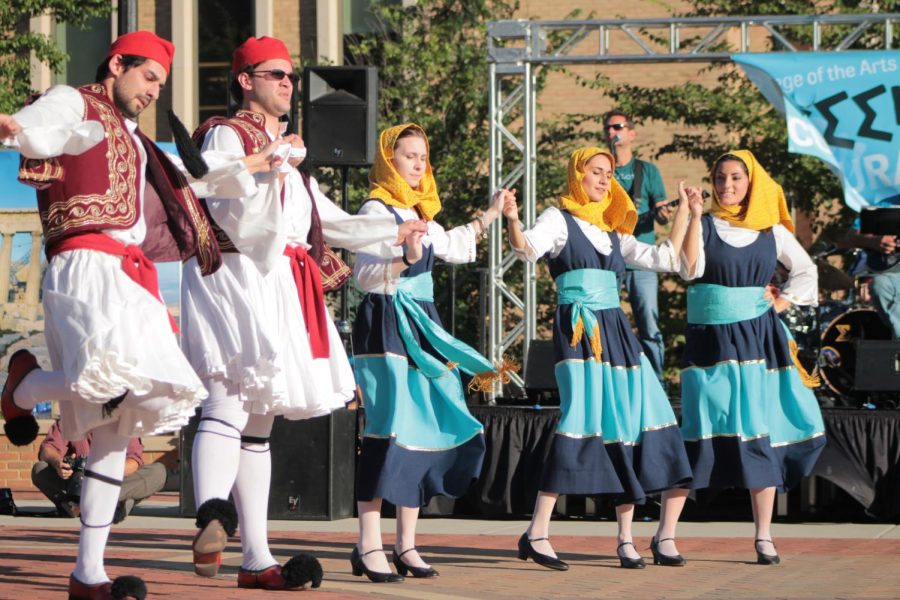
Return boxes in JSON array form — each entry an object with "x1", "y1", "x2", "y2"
[{"x1": 733, "y1": 51, "x2": 900, "y2": 211}]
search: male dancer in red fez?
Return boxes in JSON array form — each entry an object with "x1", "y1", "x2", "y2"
[
  {"x1": 184, "y1": 36, "x2": 425, "y2": 591},
  {"x1": 0, "y1": 31, "x2": 278, "y2": 600}
]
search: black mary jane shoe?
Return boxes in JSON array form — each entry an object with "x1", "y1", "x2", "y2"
[
  {"x1": 350, "y1": 546, "x2": 405, "y2": 583},
  {"x1": 650, "y1": 536, "x2": 686, "y2": 567},
  {"x1": 755, "y1": 539, "x2": 781, "y2": 565},
  {"x1": 616, "y1": 541, "x2": 646, "y2": 569},
  {"x1": 517, "y1": 532, "x2": 569, "y2": 571},
  {"x1": 392, "y1": 547, "x2": 439, "y2": 578}
]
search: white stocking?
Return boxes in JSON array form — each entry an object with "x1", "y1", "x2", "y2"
[
  {"x1": 231, "y1": 413, "x2": 276, "y2": 571},
  {"x1": 191, "y1": 377, "x2": 249, "y2": 505},
  {"x1": 72, "y1": 421, "x2": 129, "y2": 585},
  {"x1": 13, "y1": 370, "x2": 82, "y2": 409}
]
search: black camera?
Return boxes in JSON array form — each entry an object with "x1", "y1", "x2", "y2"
[{"x1": 63, "y1": 456, "x2": 87, "y2": 501}]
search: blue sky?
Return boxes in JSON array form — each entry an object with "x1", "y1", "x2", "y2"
[{"x1": 1, "y1": 145, "x2": 182, "y2": 306}]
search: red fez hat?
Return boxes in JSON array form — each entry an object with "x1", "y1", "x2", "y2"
[
  {"x1": 106, "y1": 31, "x2": 175, "y2": 74},
  {"x1": 232, "y1": 36, "x2": 292, "y2": 74}
]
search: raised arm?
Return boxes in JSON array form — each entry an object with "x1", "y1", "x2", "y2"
[{"x1": 681, "y1": 185, "x2": 704, "y2": 278}]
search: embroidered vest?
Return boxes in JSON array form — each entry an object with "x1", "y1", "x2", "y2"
[
  {"x1": 192, "y1": 110, "x2": 269, "y2": 252},
  {"x1": 192, "y1": 110, "x2": 325, "y2": 263},
  {"x1": 18, "y1": 84, "x2": 221, "y2": 275}
]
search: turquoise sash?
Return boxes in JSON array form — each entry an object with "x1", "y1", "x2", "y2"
[
  {"x1": 687, "y1": 283, "x2": 771, "y2": 325},
  {"x1": 393, "y1": 272, "x2": 494, "y2": 378},
  {"x1": 555, "y1": 269, "x2": 620, "y2": 342}
]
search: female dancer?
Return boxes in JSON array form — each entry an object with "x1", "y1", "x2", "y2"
[
  {"x1": 502, "y1": 147, "x2": 702, "y2": 570},
  {"x1": 182, "y1": 36, "x2": 426, "y2": 591},
  {"x1": 653, "y1": 150, "x2": 825, "y2": 566},
  {"x1": 351, "y1": 123, "x2": 507, "y2": 582}
]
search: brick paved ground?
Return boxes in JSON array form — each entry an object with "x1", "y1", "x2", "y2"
[{"x1": 1, "y1": 521, "x2": 899, "y2": 599}]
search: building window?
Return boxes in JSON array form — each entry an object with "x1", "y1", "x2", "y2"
[{"x1": 198, "y1": 0, "x2": 254, "y2": 122}]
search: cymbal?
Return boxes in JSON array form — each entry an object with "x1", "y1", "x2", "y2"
[{"x1": 816, "y1": 259, "x2": 853, "y2": 291}]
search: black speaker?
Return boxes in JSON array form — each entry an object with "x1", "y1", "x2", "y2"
[
  {"x1": 524, "y1": 339, "x2": 560, "y2": 405},
  {"x1": 854, "y1": 339, "x2": 900, "y2": 391},
  {"x1": 180, "y1": 409, "x2": 358, "y2": 520},
  {"x1": 302, "y1": 66, "x2": 377, "y2": 167}
]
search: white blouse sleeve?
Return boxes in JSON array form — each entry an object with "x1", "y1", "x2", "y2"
[
  {"x1": 619, "y1": 234, "x2": 680, "y2": 272},
  {"x1": 353, "y1": 201, "x2": 402, "y2": 294},
  {"x1": 514, "y1": 207, "x2": 568, "y2": 263},
  {"x1": 6, "y1": 85, "x2": 104, "y2": 158},
  {"x1": 774, "y1": 224, "x2": 818, "y2": 306},
  {"x1": 427, "y1": 220, "x2": 478, "y2": 265},
  {"x1": 200, "y1": 125, "x2": 285, "y2": 273},
  {"x1": 312, "y1": 179, "x2": 401, "y2": 259},
  {"x1": 679, "y1": 214, "x2": 705, "y2": 280}
]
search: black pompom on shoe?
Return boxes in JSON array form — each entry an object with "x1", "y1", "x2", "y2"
[
  {"x1": 110, "y1": 575, "x2": 147, "y2": 600},
  {"x1": 3, "y1": 416, "x2": 39, "y2": 447},
  {"x1": 282, "y1": 553, "x2": 324, "y2": 589},
  {"x1": 195, "y1": 497, "x2": 238, "y2": 536}
]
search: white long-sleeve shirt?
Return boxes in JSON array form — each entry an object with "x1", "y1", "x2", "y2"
[
  {"x1": 200, "y1": 125, "x2": 402, "y2": 275},
  {"x1": 354, "y1": 200, "x2": 478, "y2": 294},
  {"x1": 6, "y1": 85, "x2": 255, "y2": 246},
  {"x1": 513, "y1": 206, "x2": 680, "y2": 271}
]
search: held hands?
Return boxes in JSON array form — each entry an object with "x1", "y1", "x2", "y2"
[
  {"x1": 0, "y1": 114, "x2": 21, "y2": 140},
  {"x1": 677, "y1": 181, "x2": 704, "y2": 218},
  {"x1": 242, "y1": 139, "x2": 285, "y2": 175},
  {"x1": 498, "y1": 188, "x2": 520, "y2": 223},
  {"x1": 396, "y1": 219, "x2": 428, "y2": 246},
  {"x1": 486, "y1": 188, "x2": 512, "y2": 223}
]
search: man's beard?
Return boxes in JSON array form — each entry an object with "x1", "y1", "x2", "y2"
[{"x1": 113, "y1": 85, "x2": 146, "y2": 120}]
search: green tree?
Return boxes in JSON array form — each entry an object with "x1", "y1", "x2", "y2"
[
  {"x1": 328, "y1": 0, "x2": 586, "y2": 352},
  {"x1": 572, "y1": 0, "x2": 897, "y2": 382},
  {"x1": 0, "y1": 0, "x2": 111, "y2": 113}
]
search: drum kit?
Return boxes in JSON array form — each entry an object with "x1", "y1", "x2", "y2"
[{"x1": 778, "y1": 248, "x2": 895, "y2": 407}]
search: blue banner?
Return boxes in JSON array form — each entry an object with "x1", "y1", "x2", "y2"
[{"x1": 733, "y1": 52, "x2": 900, "y2": 211}]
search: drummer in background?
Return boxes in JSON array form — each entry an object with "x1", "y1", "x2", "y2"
[{"x1": 838, "y1": 221, "x2": 900, "y2": 338}]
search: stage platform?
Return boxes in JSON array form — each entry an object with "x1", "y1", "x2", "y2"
[{"x1": 438, "y1": 405, "x2": 900, "y2": 521}]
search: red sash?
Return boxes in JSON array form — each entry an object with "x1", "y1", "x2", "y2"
[
  {"x1": 46, "y1": 233, "x2": 179, "y2": 333},
  {"x1": 283, "y1": 245, "x2": 329, "y2": 359}
]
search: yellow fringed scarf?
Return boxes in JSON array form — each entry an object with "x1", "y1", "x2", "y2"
[
  {"x1": 558, "y1": 147, "x2": 637, "y2": 234},
  {"x1": 710, "y1": 149, "x2": 795, "y2": 233},
  {"x1": 368, "y1": 123, "x2": 442, "y2": 221}
]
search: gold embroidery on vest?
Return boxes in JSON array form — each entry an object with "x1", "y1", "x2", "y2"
[
  {"x1": 42, "y1": 88, "x2": 137, "y2": 244},
  {"x1": 231, "y1": 111, "x2": 269, "y2": 153},
  {"x1": 19, "y1": 158, "x2": 63, "y2": 187}
]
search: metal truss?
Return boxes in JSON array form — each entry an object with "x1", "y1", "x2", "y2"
[{"x1": 486, "y1": 13, "x2": 899, "y2": 395}]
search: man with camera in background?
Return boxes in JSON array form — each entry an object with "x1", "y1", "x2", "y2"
[{"x1": 31, "y1": 420, "x2": 166, "y2": 523}]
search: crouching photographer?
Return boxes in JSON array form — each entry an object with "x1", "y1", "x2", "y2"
[{"x1": 31, "y1": 420, "x2": 166, "y2": 522}]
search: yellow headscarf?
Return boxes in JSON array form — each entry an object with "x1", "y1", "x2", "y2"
[
  {"x1": 558, "y1": 147, "x2": 637, "y2": 234},
  {"x1": 709, "y1": 149, "x2": 794, "y2": 232},
  {"x1": 368, "y1": 123, "x2": 442, "y2": 221}
]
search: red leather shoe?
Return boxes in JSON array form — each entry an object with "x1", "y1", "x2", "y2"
[
  {"x1": 237, "y1": 564, "x2": 292, "y2": 590},
  {"x1": 192, "y1": 520, "x2": 226, "y2": 577},
  {"x1": 68, "y1": 575, "x2": 113, "y2": 600},
  {"x1": 1, "y1": 349, "x2": 40, "y2": 446}
]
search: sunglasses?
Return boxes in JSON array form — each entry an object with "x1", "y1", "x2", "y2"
[
  {"x1": 604, "y1": 122, "x2": 628, "y2": 131},
  {"x1": 251, "y1": 69, "x2": 300, "y2": 83}
]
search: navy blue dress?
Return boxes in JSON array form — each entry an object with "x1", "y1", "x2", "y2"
[
  {"x1": 352, "y1": 204, "x2": 486, "y2": 507},
  {"x1": 680, "y1": 215, "x2": 825, "y2": 491},
  {"x1": 540, "y1": 210, "x2": 692, "y2": 504}
]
